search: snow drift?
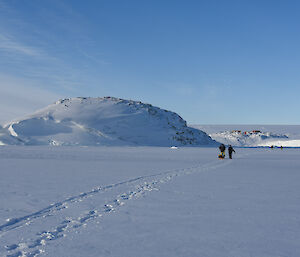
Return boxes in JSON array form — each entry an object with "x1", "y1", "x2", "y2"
[{"x1": 1, "y1": 97, "x2": 216, "y2": 146}]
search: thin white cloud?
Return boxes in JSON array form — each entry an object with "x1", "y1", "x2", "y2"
[
  {"x1": 0, "y1": 34, "x2": 41, "y2": 56},
  {"x1": 0, "y1": 1, "x2": 106, "y2": 93},
  {"x1": 0, "y1": 30, "x2": 92, "y2": 94},
  {"x1": 0, "y1": 0, "x2": 109, "y2": 116}
]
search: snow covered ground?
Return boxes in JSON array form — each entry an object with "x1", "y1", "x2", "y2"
[{"x1": 1, "y1": 146, "x2": 300, "y2": 257}]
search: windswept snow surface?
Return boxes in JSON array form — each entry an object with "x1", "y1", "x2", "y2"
[
  {"x1": 257, "y1": 139, "x2": 300, "y2": 147},
  {"x1": 1, "y1": 146, "x2": 300, "y2": 257},
  {"x1": 1, "y1": 97, "x2": 215, "y2": 146},
  {"x1": 192, "y1": 125, "x2": 300, "y2": 147}
]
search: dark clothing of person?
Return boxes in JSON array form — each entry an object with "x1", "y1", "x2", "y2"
[
  {"x1": 228, "y1": 146, "x2": 235, "y2": 159},
  {"x1": 219, "y1": 144, "x2": 226, "y2": 152}
]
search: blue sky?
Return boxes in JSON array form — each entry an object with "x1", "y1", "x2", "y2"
[{"x1": 0, "y1": 0, "x2": 300, "y2": 124}]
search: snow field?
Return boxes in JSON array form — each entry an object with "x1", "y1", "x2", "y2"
[{"x1": 0, "y1": 146, "x2": 300, "y2": 256}]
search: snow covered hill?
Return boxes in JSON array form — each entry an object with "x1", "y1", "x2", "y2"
[
  {"x1": 209, "y1": 130, "x2": 289, "y2": 147},
  {"x1": 0, "y1": 97, "x2": 216, "y2": 146},
  {"x1": 191, "y1": 125, "x2": 300, "y2": 147}
]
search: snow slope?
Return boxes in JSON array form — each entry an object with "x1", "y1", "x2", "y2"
[
  {"x1": 0, "y1": 146, "x2": 300, "y2": 257},
  {"x1": 1, "y1": 97, "x2": 215, "y2": 146},
  {"x1": 0, "y1": 125, "x2": 23, "y2": 146},
  {"x1": 192, "y1": 125, "x2": 300, "y2": 147}
]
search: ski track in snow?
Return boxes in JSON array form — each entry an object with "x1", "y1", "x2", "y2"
[{"x1": 1, "y1": 158, "x2": 235, "y2": 257}]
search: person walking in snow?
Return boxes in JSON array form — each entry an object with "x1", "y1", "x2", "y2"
[
  {"x1": 219, "y1": 144, "x2": 226, "y2": 158},
  {"x1": 228, "y1": 145, "x2": 235, "y2": 159}
]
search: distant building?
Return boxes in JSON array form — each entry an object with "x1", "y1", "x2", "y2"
[{"x1": 252, "y1": 130, "x2": 261, "y2": 133}]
